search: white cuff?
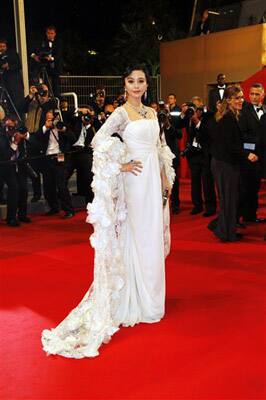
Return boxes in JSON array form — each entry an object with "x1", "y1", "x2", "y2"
[
  {"x1": 195, "y1": 121, "x2": 201, "y2": 129},
  {"x1": 10, "y1": 143, "x2": 18, "y2": 151}
]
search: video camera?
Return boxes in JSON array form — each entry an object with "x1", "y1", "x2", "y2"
[{"x1": 37, "y1": 48, "x2": 53, "y2": 64}]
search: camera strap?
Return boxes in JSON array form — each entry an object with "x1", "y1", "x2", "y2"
[{"x1": 50, "y1": 129, "x2": 65, "y2": 162}]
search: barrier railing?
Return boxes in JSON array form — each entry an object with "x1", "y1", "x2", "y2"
[{"x1": 59, "y1": 75, "x2": 161, "y2": 107}]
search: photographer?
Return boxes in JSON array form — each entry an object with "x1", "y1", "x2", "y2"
[
  {"x1": 23, "y1": 83, "x2": 57, "y2": 202},
  {"x1": 66, "y1": 107, "x2": 96, "y2": 203},
  {"x1": 158, "y1": 102, "x2": 181, "y2": 214},
  {"x1": 0, "y1": 38, "x2": 24, "y2": 117},
  {"x1": 97, "y1": 103, "x2": 115, "y2": 128},
  {"x1": 178, "y1": 98, "x2": 217, "y2": 216},
  {"x1": 91, "y1": 88, "x2": 106, "y2": 115},
  {"x1": 0, "y1": 116, "x2": 31, "y2": 226},
  {"x1": 30, "y1": 26, "x2": 62, "y2": 98},
  {"x1": 36, "y1": 110, "x2": 75, "y2": 218}
]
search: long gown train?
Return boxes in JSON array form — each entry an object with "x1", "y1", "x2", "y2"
[{"x1": 41, "y1": 107, "x2": 175, "y2": 358}]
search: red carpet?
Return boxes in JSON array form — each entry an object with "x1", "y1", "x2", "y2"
[{"x1": 1, "y1": 180, "x2": 266, "y2": 400}]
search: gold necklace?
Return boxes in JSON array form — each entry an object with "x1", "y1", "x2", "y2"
[{"x1": 126, "y1": 102, "x2": 148, "y2": 119}]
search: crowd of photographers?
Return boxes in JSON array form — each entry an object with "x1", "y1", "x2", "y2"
[
  {"x1": 0, "y1": 25, "x2": 266, "y2": 240},
  {"x1": 1, "y1": 76, "x2": 265, "y2": 241},
  {"x1": 0, "y1": 83, "x2": 120, "y2": 226}
]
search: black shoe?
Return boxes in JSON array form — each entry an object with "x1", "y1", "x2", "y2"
[
  {"x1": 243, "y1": 217, "x2": 266, "y2": 223},
  {"x1": 31, "y1": 195, "x2": 41, "y2": 203},
  {"x1": 45, "y1": 209, "x2": 59, "y2": 216},
  {"x1": 63, "y1": 211, "x2": 75, "y2": 219},
  {"x1": 203, "y1": 210, "x2": 216, "y2": 217},
  {"x1": 7, "y1": 219, "x2": 20, "y2": 227},
  {"x1": 172, "y1": 207, "x2": 181, "y2": 215},
  {"x1": 190, "y1": 207, "x2": 203, "y2": 215},
  {"x1": 230, "y1": 232, "x2": 243, "y2": 242},
  {"x1": 236, "y1": 222, "x2": 246, "y2": 229},
  {"x1": 18, "y1": 216, "x2": 32, "y2": 223}
]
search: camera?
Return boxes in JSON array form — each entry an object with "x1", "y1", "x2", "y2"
[
  {"x1": 83, "y1": 114, "x2": 92, "y2": 123},
  {"x1": 96, "y1": 89, "x2": 105, "y2": 98},
  {"x1": 37, "y1": 49, "x2": 52, "y2": 64},
  {"x1": 16, "y1": 124, "x2": 28, "y2": 135},
  {"x1": 36, "y1": 85, "x2": 48, "y2": 97},
  {"x1": 157, "y1": 100, "x2": 170, "y2": 124},
  {"x1": 0, "y1": 53, "x2": 8, "y2": 68},
  {"x1": 183, "y1": 103, "x2": 208, "y2": 119},
  {"x1": 184, "y1": 103, "x2": 196, "y2": 119},
  {"x1": 180, "y1": 142, "x2": 201, "y2": 158}
]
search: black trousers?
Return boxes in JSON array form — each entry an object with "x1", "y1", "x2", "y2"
[
  {"x1": 0, "y1": 175, "x2": 5, "y2": 201},
  {"x1": 42, "y1": 158, "x2": 73, "y2": 213},
  {"x1": 0, "y1": 164, "x2": 28, "y2": 221},
  {"x1": 188, "y1": 153, "x2": 217, "y2": 212},
  {"x1": 239, "y1": 167, "x2": 261, "y2": 221},
  {"x1": 211, "y1": 158, "x2": 239, "y2": 241},
  {"x1": 66, "y1": 150, "x2": 94, "y2": 203},
  {"x1": 171, "y1": 158, "x2": 180, "y2": 209}
]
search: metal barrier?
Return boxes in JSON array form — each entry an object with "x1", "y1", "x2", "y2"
[{"x1": 59, "y1": 75, "x2": 161, "y2": 107}]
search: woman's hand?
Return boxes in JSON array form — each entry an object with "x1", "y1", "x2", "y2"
[
  {"x1": 162, "y1": 177, "x2": 172, "y2": 197},
  {"x1": 120, "y1": 160, "x2": 143, "y2": 175},
  {"x1": 161, "y1": 167, "x2": 172, "y2": 197}
]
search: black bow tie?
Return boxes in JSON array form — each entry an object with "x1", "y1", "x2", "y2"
[
  {"x1": 218, "y1": 86, "x2": 225, "y2": 89},
  {"x1": 256, "y1": 107, "x2": 263, "y2": 112}
]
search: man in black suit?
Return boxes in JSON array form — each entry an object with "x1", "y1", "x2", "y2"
[
  {"x1": 177, "y1": 99, "x2": 217, "y2": 217},
  {"x1": 36, "y1": 110, "x2": 75, "y2": 218},
  {"x1": 0, "y1": 117, "x2": 30, "y2": 226},
  {"x1": 239, "y1": 82, "x2": 266, "y2": 223},
  {"x1": 66, "y1": 110, "x2": 96, "y2": 204},
  {"x1": 208, "y1": 73, "x2": 227, "y2": 113},
  {"x1": 23, "y1": 83, "x2": 57, "y2": 202},
  {"x1": 30, "y1": 26, "x2": 62, "y2": 97},
  {"x1": 0, "y1": 38, "x2": 25, "y2": 117},
  {"x1": 162, "y1": 108, "x2": 182, "y2": 214}
]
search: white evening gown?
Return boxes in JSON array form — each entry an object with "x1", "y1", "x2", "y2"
[{"x1": 42, "y1": 107, "x2": 175, "y2": 358}]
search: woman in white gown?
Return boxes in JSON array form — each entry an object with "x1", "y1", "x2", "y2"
[{"x1": 42, "y1": 65, "x2": 175, "y2": 358}]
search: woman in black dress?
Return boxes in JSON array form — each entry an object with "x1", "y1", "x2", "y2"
[{"x1": 208, "y1": 85, "x2": 258, "y2": 242}]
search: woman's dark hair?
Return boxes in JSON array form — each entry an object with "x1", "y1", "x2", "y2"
[{"x1": 122, "y1": 64, "x2": 150, "y2": 86}]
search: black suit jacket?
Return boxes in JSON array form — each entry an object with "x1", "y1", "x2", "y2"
[
  {"x1": 164, "y1": 124, "x2": 182, "y2": 164},
  {"x1": 258, "y1": 113, "x2": 266, "y2": 178},
  {"x1": 36, "y1": 126, "x2": 75, "y2": 156},
  {"x1": 208, "y1": 112, "x2": 246, "y2": 165},
  {"x1": 208, "y1": 86, "x2": 226, "y2": 112},
  {"x1": 238, "y1": 102, "x2": 266, "y2": 170},
  {"x1": 73, "y1": 120, "x2": 96, "y2": 152},
  {"x1": 35, "y1": 37, "x2": 63, "y2": 74},
  {"x1": 0, "y1": 48, "x2": 24, "y2": 111}
]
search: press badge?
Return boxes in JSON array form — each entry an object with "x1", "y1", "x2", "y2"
[
  {"x1": 243, "y1": 143, "x2": 255, "y2": 151},
  {"x1": 57, "y1": 153, "x2": 65, "y2": 162},
  {"x1": 192, "y1": 137, "x2": 198, "y2": 147}
]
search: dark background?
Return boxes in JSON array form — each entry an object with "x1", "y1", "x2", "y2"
[{"x1": 0, "y1": 0, "x2": 244, "y2": 74}]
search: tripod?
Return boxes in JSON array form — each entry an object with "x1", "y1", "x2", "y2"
[
  {"x1": 0, "y1": 81, "x2": 22, "y2": 121},
  {"x1": 36, "y1": 64, "x2": 55, "y2": 99}
]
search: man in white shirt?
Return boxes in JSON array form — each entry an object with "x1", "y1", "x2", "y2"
[{"x1": 38, "y1": 111, "x2": 75, "y2": 218}]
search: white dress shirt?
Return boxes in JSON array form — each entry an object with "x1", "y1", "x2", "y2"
[{"x1": 43, "y1": 126, "x2": 60, "y2": 155}]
